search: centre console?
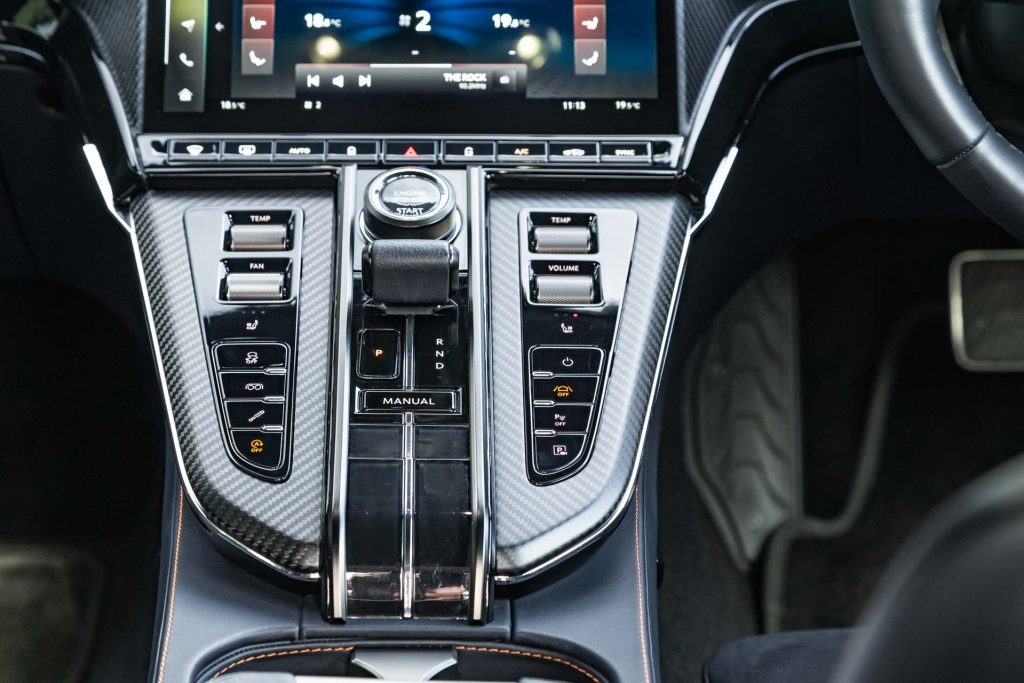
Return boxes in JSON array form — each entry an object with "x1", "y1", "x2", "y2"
[{"x1": 76, "y1": 0, "x2": 696, "y2": 679}]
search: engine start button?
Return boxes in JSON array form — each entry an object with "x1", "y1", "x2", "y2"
[
  {"x1": 363, "y1": 167, "x2": 459, "y2": 240},
  {"x1": 379, "y1": 175, "x2": 443, "y2": 217}
]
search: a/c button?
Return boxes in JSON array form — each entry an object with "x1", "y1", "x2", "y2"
[{"x1": 531, "y1": 347, "x2": 603, "y2": 375}]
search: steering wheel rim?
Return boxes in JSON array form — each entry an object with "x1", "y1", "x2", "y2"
[{"x1": 851, "y1": 0, "x2": 1024, "y2": 236}]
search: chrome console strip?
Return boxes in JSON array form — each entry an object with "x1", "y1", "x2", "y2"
[
  {"x1": 467, "y1": 166, "x2": 494, "y2": 622},
  {"x1": 324, "y1": 167, "x2": 492, "y2": 621},
  {"x1": 324, "y1": 165, "x2": 359, "y2": 618}
]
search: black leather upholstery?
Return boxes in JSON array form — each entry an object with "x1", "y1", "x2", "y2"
[{"x1": 851, "y1": 0, "x2": 1024, "y2": 235}]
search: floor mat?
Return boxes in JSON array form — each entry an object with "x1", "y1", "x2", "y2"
[
  {"x1": 0, "y1": 547, "x2": 102, "y2": 682},
  {"x1": 780, "y1": 316, "x2": 1024, "y2": 629}
]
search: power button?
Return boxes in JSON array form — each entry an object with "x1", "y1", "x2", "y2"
[{"x1": 530, "y1": 346, "x2": 604, "y2": 375}]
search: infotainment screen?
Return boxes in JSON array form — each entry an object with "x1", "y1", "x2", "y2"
[{"x1": 146, "y1": 0, "x2": 678, "y2": 133}]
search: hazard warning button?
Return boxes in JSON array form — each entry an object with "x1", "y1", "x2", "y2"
[{"x1": 384, "y1": 140, "x2": 438, "y2": 164}]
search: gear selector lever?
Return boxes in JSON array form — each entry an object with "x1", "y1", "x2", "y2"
[{"x1": 362, "y1": 239, "x2": 459, "y2": 308}]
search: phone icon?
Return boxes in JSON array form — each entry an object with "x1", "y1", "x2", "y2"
[
  {"x1": 250, "y1": 15, "x2": 268, "y2": 31},
  {"x1": 581, "y1": 51, "x2": 600, "y2": 67},
  {"x1": 179, "y1": 52, "x2": 195, "y2": 68},
  {"x1": 581, "y1": 16, "x2": 599, "y2": 30},
  {"x1": 249, "y1": 50, "x2": 267, "y2": 67}
]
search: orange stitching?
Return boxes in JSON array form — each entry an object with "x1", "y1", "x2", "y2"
[
  {"x1": 634, "y1": 483, "x2": 651, "y2": 683},
  {"x1": 157, "y1": 487, "x2": 184, "y2": 683},
  {"x1": 454, "y1": 645, "x2": 601, "y2": 683},
  {"x1": 211, "y1": 646, "x2": 354, "y2": 678}
]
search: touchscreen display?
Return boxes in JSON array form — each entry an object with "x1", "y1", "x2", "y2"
[{"x1": 150, "y1": 0, "x2": 677, "y2": 133}]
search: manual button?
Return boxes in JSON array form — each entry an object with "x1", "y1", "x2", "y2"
[{"x1": 360, "y1": 389, "x2": 460, "y2": 414}]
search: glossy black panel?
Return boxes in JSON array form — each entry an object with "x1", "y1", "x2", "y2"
[
  {"x1": 414, "y1": 460, "x2": 471, "y2": 618},
  {"x1": 415, "y1": 426, "x2": 470, "y2": 461},
  {"x1": 346, "y1": 459, "x2": 404, "y2": 618}
]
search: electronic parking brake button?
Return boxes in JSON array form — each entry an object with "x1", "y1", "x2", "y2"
[
  {"x1": 531, "y1": 347, "x2": 603, "y2": 375},
  {"x1": 360, "y1": 389, "x2": 459, "y2": 414},
  {"x1": 534, "y1": 434, "x2": 588, "y2": 473}
]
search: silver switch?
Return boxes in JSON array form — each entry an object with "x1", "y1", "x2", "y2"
[
  {"x1": 533, "y1": 274, "x2": 596, "y2": 305},
  {"x1": 532, "y1": 226, "x2": 592, "y2": 254},
  {"x1": 228, "y1": 224, "x2": 289, "y2": 251},
  {"x1": 224, "y1": 272, "x2": 286, "y2": 301}
]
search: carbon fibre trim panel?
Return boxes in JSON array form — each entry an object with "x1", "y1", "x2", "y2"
[
  {"x1": 683, "y1": 0, "x2": 754, "y2": 120},
  {"x1": 132, "y1": 190, "x2": 334, "y2": 576},
  {"x1": 70, "y1": 0, "x2": 146, "y2": 130},
  {"x1": 489, "y1": 191, "x2": 691, "y2": 577}
]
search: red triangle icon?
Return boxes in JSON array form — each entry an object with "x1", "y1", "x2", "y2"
[{"x1": 403, "y1": 146, "x2": 419, "y2": 157}]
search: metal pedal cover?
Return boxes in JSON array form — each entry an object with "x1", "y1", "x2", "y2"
[
  {"x1": 950, "y1": 250, "x2": 1024, "y2": 371},
  {"x1": 685, "y1": 255, "x2": 803, "y2": 570}
]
